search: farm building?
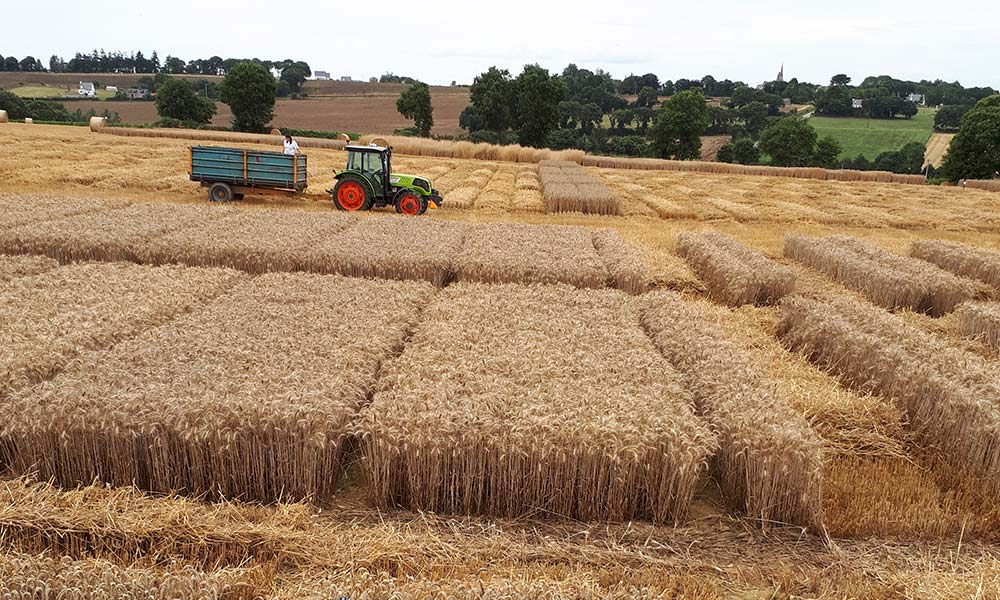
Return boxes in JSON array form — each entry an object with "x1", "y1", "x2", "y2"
[
  {"x1": 125, "y1": 88, "x2": 149, "y2": 100},
  {"x1": 314, "y1": 70, "x2": 331, "y2": 80}
]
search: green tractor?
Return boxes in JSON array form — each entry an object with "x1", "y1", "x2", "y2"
[{"x1": 328, "y1": 144, "x2": 443, "y2": 215}]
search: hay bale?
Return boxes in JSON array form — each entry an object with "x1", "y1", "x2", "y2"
[
  {"x1": 88, "y1": 116, "x2": 107, "y2": 132},
  {"x1": 0, "y1": 110, "x2": 7, "y2": 123},
  {"x1": 336, "y1": 133, "x2": 350, "y2": 142},
  {"x1": 370, "y1": 136, "x2": 389, "y2": 148},
  {"x1": 23, "y1": 118, "x2": 32, "y2": 124},
  {"x1": 269, "y1": 128, "x2": 282, "y2": 135}
]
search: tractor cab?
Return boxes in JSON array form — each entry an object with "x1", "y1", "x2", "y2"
[{"x1": 329, "y1": 144, "x2": 443, "y2": 215}]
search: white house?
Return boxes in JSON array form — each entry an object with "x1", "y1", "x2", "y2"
[
  {"x1": 105, "y1": 85, "x2": 118, "y2": 93},
  {"x1": 906, "y1": 93, "x2": 925, "y2": 105},
  {"x1": 851, "y1": 98, "x2": 864, "y2": 109},
  {"x1": 78, "y1": 82, "x2": 96, "y2": 97}
]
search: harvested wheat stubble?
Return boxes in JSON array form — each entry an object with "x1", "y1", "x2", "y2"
[
  {"x1": 784, "y1": 234, "x2": 976, "y2": 316},
  {"x1": 678, "y1": 231, "x2": 795, "y2": 306},
  {"x1": 0, "y1": 552, "x2": 256, "y2": 600},
  {"x1": 911, "y1": 239, "x2": 1000, "y2": 291},
  {"x1": 0, "y1": 202, "x2": 229, "y2": 264},
  {"x1": 361, "y1": 283, "x2": 716, "y2": 523},
  {"x1": 640, "y1": 291, "x2": 823, "y2": 527},
  {"x1": 0, "y1": 477, "x2": 319, "y2": 570},
  {"x1": 0, "y1": 262, "x2": 241, "y2": 400},
  {"x1": 0, "y1": 192, "x2": 129, "y2": 231},
  {"x1": 592, "y1": 228, "x2": 647, "y2": 294},
  {"x1": 1, "y1": 273, "x2": 433, "y2": 501},
  {"x1": 453, "y1": 223, "x2": 609, "y2": 289},
  {"x1": 304, "y1": 217, "x2": 467, "y2": 286},
  {"x1": 955, "y1": 302, "x2": 1000, "y2": 351},
  {"x1": 704, "y1": 198, "x2": 759, "y2": 222},
  {"x1": 0, "y1": 254, "x2": 57, "y2": 281},
  {"x1": 539, "y1": 160, "x2": 622, "y2": 215},
  {"x1": 137, "y1": 209, "x2": 357, "y2": 274},
  {"x1": 778, "y1": 295, "x2": 1000, "y2": 487}
]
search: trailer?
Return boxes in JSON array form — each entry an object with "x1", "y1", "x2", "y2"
[{"x1": 189, "y1": 146, "x2": 308, "y2": 202}]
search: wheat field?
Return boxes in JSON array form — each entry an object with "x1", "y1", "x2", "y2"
[{"x1": 2, "y1": 122, "x2": 1000, "y2": 598}]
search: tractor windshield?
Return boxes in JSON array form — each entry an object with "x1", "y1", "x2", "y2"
[{"x1": 347, "y1": 151, "x2": 384, "y2": 174}]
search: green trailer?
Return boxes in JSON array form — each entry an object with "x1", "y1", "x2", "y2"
[{"x1": 189, "y1": 146, "x2": 308, "y2": 202}]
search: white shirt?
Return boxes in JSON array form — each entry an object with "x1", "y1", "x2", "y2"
[{"x1": 283, "y1": 139, "x2": 300, "y2": 155}]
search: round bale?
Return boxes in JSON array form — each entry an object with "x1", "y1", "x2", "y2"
[
  {"x1": 336, "y1": 133, "x2": 350, "y2": 142},
  {"x1": 370, "y1": 137, "x2": 389, "y2": 148},
  {"x1": 89, "y1": 116, "x2": 107, "y2": 132},
  {"x1": 0, "y1": 110, "x2": 8, "y2": 123},
  {"x1": 270, "y1": 128, "x2": 282, "y2": 135},
  {"x1": 24, "y1": 118, "x2": 33, "y2": 124}
]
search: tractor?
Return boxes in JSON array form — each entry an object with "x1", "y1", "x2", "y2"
[{"x1": 329, "y1": 144, "x2": 443, "y2": 215}]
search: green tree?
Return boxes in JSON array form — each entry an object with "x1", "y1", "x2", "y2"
[
  {"x1": 758, "y1": 118, "x2": 818, "y2": 167},
  {"x1": 279, "y1": 61, "x2": 311, "y2": 94},
  {"x1": 873, "y1": 141, "x2": 925, "y2": 174},
  {"x1": 469, "y1": 66, "x2": 514, "y2": 139},
  {"x1": 155, "y1": 78, "x2": 216, "y2": 124},
  {"x1": 634, "y1": 86, "x2": 658, "y2": 108},
  {"x1": 738, "y1": 101, "x2": 769, "y2": 138},
  {"x1": 219, "y1": 61, "x2": 277, "y2": 132},
  {"x1": 649, "y1": 89, "x2": 709, "y2": 160},
  {"x1": 512, "y1": 64, "x2": 566, "y2": 147},
  {"x1": 717, "y1": 138, "x2": 759, "y2": 165},
  {"x1": 812, "y1": 136, "x2": 842, "y2": 168},
  {"x1": 934, "y1": 105, "x2": 970, "y2": 131},
  {"x1": 396, "y1": 82, "x2": 434, "y2": 136},
  {"x1": 830, "y1": 74, "x2": 851, "y2": 86},
  {"x1": 940, "y1": 95, "x2": 1000, "y2": 181},
  {"x1": 0, "y1": 90, "x2": 29, "y2": 119}
]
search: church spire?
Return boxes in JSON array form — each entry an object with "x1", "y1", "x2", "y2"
[{"x1": 777, "y1": 63, "x2": 784, "y2": 83}]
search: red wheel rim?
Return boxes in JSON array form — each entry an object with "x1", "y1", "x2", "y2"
[
  {"x1": 337, "y1": 182, "x2": 365, "y2": 210},
  {"x1": 399, "y1": 195, "x2": 420, "y2": 215}
]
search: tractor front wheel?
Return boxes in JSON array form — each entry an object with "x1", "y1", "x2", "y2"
[
  {"x1": 333, "y1": 177, "x2": 371, "y2": 211},
  {"x1": 394, "y1": 191, "x2": 427, "y2": 216}
]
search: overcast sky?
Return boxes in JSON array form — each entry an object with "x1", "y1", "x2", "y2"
[{"x1": 5, "y1": 0, "x2": 997, "y2": 88}]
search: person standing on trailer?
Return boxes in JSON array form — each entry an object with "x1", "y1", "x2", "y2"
[{"x1": 283, "y1": 133, "x2": 300, "y2": 155}]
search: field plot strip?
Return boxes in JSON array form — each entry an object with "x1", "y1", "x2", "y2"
[
  {"x1": 0, "y1": 262, "x2": 242, "y2": 400},
  {"x1": 138, "y1": 209, "x2": 358, "y2": 274},
  {"x1": 785, "y1": 234, "x2": 977, "y2": 316},
  {"x1": 453, "y1": 223, "x2": 610, "y2": 289},
  {"x1": 778, "y1": 296, "x2": 1000, "y2": 489},
  {"x1": 361, "y1": 283, "x2": 716, "y2": 523},
  {"x1": 911, "y1": 239, "x2": 1000, "y2": 291},
  {"x1": 1, "y1": 273, "x2": 434, "y2": 501},
  {"x1": 0, "y1": 551, "x2": 253, "y2": 598},
  {"x1": 677, "y1": 231, "x2": 795, "y2": 306},
  {"x1": 640, "y1": 291, "x2": 823, "y2": 526},
  {"x1": 304, "y1": 217, "x2": 466, "y2": 286},
  {"x1": 539, "y1": 160, "x2": 622, "y2": 215},
  {"x1": 0, "y1": 254, "x2": 57, "y2": 282},
  {"x1": 0, "y1": 193, "x2": 129, "y2": 231},
  {"x1": 0, "y1": 203, "x2": 230, "y2": 264},
  {"x1": 955, "y1": 302, "x2": 1000, "y2": 351}
]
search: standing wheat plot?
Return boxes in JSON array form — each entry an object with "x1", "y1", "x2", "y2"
[
  {"x1": 640, "y1": 291, "x2": 823, "y2": 527},
  {"x1": 677, "y1": 231, "x2": 795, "y2": 306},
  {"x1": 1, "y1": 272, "x2": 435, "y2": 502},
  {"x1": 360, "y1": 282, "x2": 716, "y2": 523}
]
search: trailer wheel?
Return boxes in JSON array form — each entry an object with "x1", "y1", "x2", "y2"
[
  {"x1": 333, "y1": 177, "x2": 371, "y2": 211},
  {"x1": 394, "y1": 192, "x2": 426, "y2": 216},
  {"x1": 209, "y1": 182, "x2": 234, "y2": 203}
]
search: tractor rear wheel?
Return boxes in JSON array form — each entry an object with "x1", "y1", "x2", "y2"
[
  {"x1": 394, "y1": 191, "x2": 427, "y2": 216},
  {"x1": 333, "y1": 177, "x2": 371, "y2": 211},
  {"x1": 208, "y1": 182, "x2": 234, "y2": 202}
]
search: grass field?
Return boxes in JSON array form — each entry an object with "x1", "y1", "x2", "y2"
[
  {"x1": 8, "y1": 84, "x2": 116, "y2": 100},
  {"x1": 809, "y1": 107, "x2": 935, "y2": 161},
  {"x1": 1, "y1": 122, "x2": 1000, "y2": 598}
]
